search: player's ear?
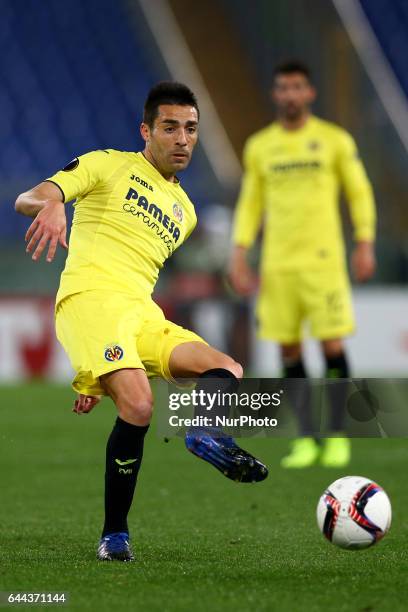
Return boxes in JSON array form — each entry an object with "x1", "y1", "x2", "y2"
[
  {"x1": 140, "y1": 122, "x2": 150, "y2": 143},
  {"x1": 308, "y1": 85, "x2": 317, "y2": 104}
]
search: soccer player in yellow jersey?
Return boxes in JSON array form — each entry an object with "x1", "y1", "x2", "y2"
[
  {"x1": 229, "y1": 61, "x2": 376, "y2": 468},
  {"x1": 15, "y1": 82, "x2": 267, "y2": 562}
]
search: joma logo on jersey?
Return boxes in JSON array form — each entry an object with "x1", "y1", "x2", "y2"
[
  {"x1": 124, "y1": 188, "x2": 181, "y2": 243},
  {"x1": 130, "y1": 174, "x2": 154, "y2": 191}
]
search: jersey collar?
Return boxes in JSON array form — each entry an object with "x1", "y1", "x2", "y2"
[
  {"x1": 276, "y1": 115, "x2": 316, "y2": 135},
  {"x1": 138, "y1": 152, "x2": 181, "y2": 186}
]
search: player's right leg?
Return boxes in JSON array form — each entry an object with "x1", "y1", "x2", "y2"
[
  {"x1": 279, "y1": 343, "x2": 320, "y2": 469},
  {"x1": 97, "y1": 368, "x2": 153, "y2": 562},
  {"x1": 54, "y1": 291, "x2": 153, "y2": 562},
  {"x1": 256, "y1": 271, "x2": 318, "y2": 468}
]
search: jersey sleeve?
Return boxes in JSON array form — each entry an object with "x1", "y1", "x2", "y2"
[
  {"x1": 231, "y1": 138, "x2": 264, "y2": 248},
  {"x1": 45, "y1": 150, "x2": 113, "y2": 203},
  {"x1": 336, "y1": 131, "x2": 376, "y2": 242}
]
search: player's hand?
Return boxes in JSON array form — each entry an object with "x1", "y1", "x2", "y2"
[
  {"x1": 25, "y1": 200, "x2": 68, "y2": 263},
  {"x1": 351, "y1": 241, "x2": 376, "y2": 282},
  {"x1": 228, "y1": 246, "x2": 258, "y2": 296},
  {"x1": 73, "y1": 394, "x2": 102, "y2": 415}
]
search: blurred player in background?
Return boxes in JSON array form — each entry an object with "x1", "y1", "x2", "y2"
[
  {"x1": 15, "y1": 82, "x2": 267, "y2": 562},
  {"x1": 229, "y1": 61, "x2": 376, "y2": 468}
]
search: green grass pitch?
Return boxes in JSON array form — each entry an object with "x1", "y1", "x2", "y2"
[{"x1": 1, "y1": 382, "x2": 408, "y2": 612}]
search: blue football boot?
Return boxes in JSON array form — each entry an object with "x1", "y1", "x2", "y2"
[
  {"x1": 97, "y1": 532, "x2": 134, "y2": 562},
  {"x1": 185, "y1": 429, "x2": 268, "y2": 483}
]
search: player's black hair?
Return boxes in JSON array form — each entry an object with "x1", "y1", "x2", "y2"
[
  {"x1": 273, "y1": 60, "x2": 312, "y2": 83},
  {"x1": 143, "y1": 81, "x2": 199, "y2": 127}
]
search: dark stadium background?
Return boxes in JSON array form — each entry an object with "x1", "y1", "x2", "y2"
[
  {"x1": 1, "y1": 2, "x2": 407, "y2": 611},
  {"x1": 1, "y1": 0, "x2": 408, "y2": 381}
]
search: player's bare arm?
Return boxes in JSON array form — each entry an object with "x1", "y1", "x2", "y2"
[
  {"x1": 15, "y1": 181, "x2": 67, "y2": 263},
  {"x1": 228, "y1": 245, "x2": 258, "y2": 296}
]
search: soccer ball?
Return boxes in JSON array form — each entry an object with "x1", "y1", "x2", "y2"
[{"x1": 316, "y1": 475, "x2": 392, "y2": 550}]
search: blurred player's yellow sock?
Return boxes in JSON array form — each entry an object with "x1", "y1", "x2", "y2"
[
  {"x1": 320, "y1": 436, "x2": 351, "y2": 468},
  {"x1": 281, "y1": 437, "x2": 320, "y2": 469}
]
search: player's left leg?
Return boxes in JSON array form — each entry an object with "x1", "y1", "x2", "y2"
[
  {"x1": 168, "y1": 340, "x2": 242, "y2": 378},
  {"x1": 168, "y1": 342, "x2": 268, "y2": 482},
  {"x1": 136, "y1": 301, "x2": 268, "y2": 482},
  {"x1": 279, "y1": 342, "x2": 320, "y2": 469},
  {"x1": 320, "y1": 338, "x2": 351, "y2": 467}
]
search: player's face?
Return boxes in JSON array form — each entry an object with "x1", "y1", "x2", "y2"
[
  {"x1": 272, "y1": 73, "x2": 316, "y2": 121},
  {"x1": 141, "y1": 105, "x2": 199, "y2": 177}
]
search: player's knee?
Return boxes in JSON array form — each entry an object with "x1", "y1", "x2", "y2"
[
  {"x1": 230, "y1": 360, "x2": 244, "y2": 380},
  {"x1": 321, "y1": 339, "x2": 344, "y2": 358},
  {"x1": 118, "y1": 392, "x2": 154, "y2": 426},
  {"x1": 281, "y1": 343, "x2": 302, "y2": 361},
  {"x1": 213, "y1": 357, "x2": 243, "y2": 380}
]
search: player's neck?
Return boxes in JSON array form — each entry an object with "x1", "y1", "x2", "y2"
[
  {"x1": 278, "y1": 112, "x2": 311, "y2": 131},
  {"x1": 142, "y1": 150, "x2": 177, "y2": 183}
]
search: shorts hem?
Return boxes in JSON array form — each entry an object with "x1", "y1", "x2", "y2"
[
  {"x1": 72, "y1": 362, "x2": 146, "y2": 396},
  {"x1": 257, "y1": 330, "x2": 302, "y2": 343},
  {"x1": 257, "y1": 329, "x2": 355, "y2": 343},
  {"x1": 312, "y1": 326, "x2": 355, "y2": 341},
  {"x1": 160, "y1": 338, "x2": 208, "y2": 385},
  {"x1": 92, "y1": 361, "x2": 146, "y2": 380}
]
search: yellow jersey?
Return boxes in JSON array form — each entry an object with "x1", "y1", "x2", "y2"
[
  {"x1": 47, "y1": 150, "x2": 197, "y2": 305},
  {"x1": 232, "y1": 116, "x2": 375, "y2": 273}
]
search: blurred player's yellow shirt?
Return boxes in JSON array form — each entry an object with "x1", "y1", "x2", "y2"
[
  {"x1": 47, "y1": 150, "x2": 197, "y2": 305},
  {"x1": 232, "y1": 116, "x2": 375, "y2": 272}
]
